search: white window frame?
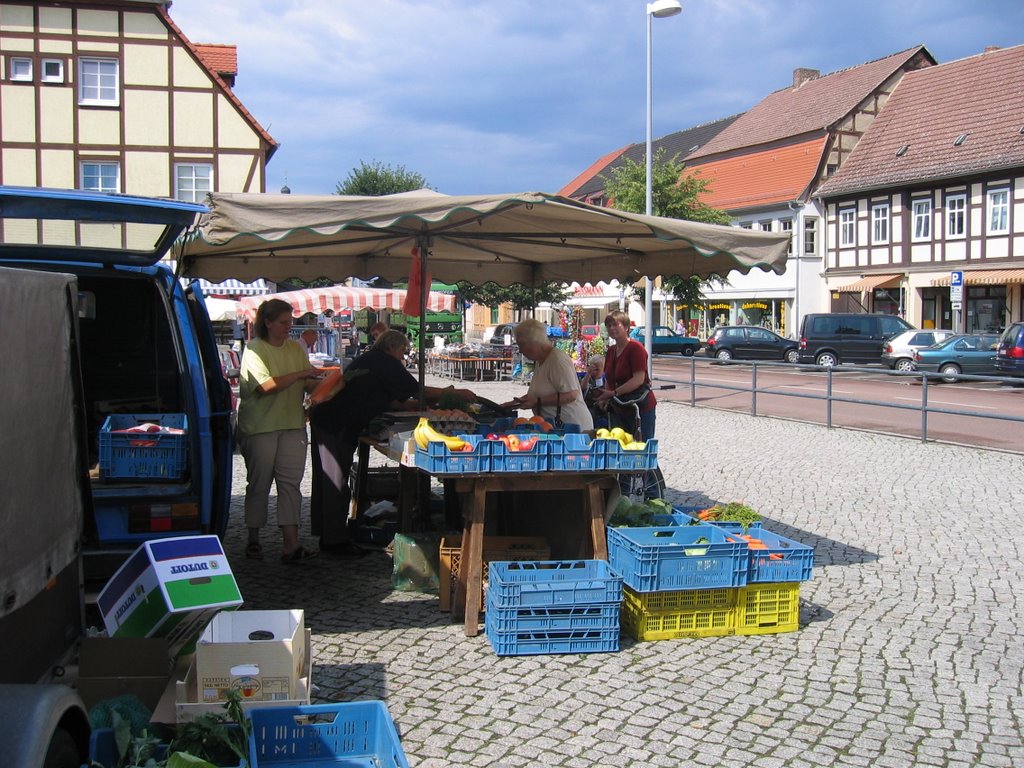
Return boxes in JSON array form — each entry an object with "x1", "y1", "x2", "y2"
[
  {"x1": 839, "y1": 208, "x2": 856, "y2": 247},
  {"x1": 871, "y1": 203, "x2": 889, "y2": 244},
  {"x1": 987, "y1": 188, "x2": 1009, "y2": 234},
  {"x1": 174, "y1": 163, "x2": 214, "y2": 203},
  {"x1": 779, "y1": 217, "x2": 793, "y2": 256},
  {"x1": 41, "y1": 58, "x2": 64, "y2": 83},
  {"x1": 912, "y1": 199, "x2": 932, "y2": 241},
  {"x1": 758, "y1": 220, "x2": 772, "y2": 232},
  {"x1": 803, "y1": 217, "x2": 817, "y2": 255},
  {"x1": 78, "y1": 57, "x2": 119, "y2": 106},
  {"x1": 946, "y1": 193, "x2": 966, "y2": 238},
  {"x1": 10, "y1": 57, "x2": 32, "y2": 82},
  {"x1": 80, "y1": 162, "x2": 120, "y2": 193}
]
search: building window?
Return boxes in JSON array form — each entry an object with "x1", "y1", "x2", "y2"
[
  {"x1": 871, "y1": 203, "x2": 889, "y2": 244},
  {"x1": 175, "y1": 163, "x2": 213, "y2": 203},
  {"x1": 839, "y1": 208, "x2": 856, "y2": 246},
  {"x1": 758, "y1": 220, "x2": 772, "y2": 232},
  {"x1": 803, "y1": 217, "x2": 817, "y2": 255},
  {"x1": 987, "y1": 188, "x2": 1009, "y2": 234},
  {"x1": 946, "y1": 193, "x2": 966, "y2": 238},
  {"x1": 779, "y1": 218, "x2": 793, "y2": 256},
  {"x1": 41, "y1": 59, "x2": 64, "y2": 83},
  {"x1": 912, "y1": 199, "x2": 932, "y2": 241},
  {"x1": 10, "y1": 57, "x2": 32, "y2": 81},
  {"x1": 81, "y1": 162, "x2": 120, "y2": 193},
  {"x1": 739, "y1": 222, "x2": 753, "y2": 229},
  {"x1": 78, "y1": 58, "x2": 119, "y2": 105}
]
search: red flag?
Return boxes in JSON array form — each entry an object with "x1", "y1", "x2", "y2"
[{"x1": 402, "y1": 246, "x2": 430, "y2": 316}]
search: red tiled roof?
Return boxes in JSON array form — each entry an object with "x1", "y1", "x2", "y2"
[
  {"x1": 158, "y1": 7, "x2": 278, "y2": 159},
  {"x1": 194, "y1": 43, "x2": 237, "y2": 77},
  {"x1": 817, "y1": 44, "x2": 1024, "y2": 197},
  {"x1": 689, "y1": 46, "x2": 933, "y2": 159},
  {"x1": 558, "y1": 145, "x2": 629, "y2": 197},
  {"x1": 689, "y1": 135, "x2": 828, "y2": 211}
]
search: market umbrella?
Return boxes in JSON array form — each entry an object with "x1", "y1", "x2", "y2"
[
  {"x1": 177, "y1": 190, "x2": 790, "y2": 399},
  {"x1": 202, "y1": 297, "x2": 241, "y2": 322},
  {"x1": 235, "y1": 285, "x2": 457, "y2": 322}
]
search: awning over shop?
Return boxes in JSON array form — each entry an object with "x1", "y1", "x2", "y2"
[
  {"x1": 237, "y1": 285, "x2": 456, "y2": 322},
  {"x1": 197, "y1": 276, "x2": 269, "y2": 296},
  {"x1": 930, "y1": 269, "x2": 1024, "y2": 286},
  {"x1": 834, "y1": 274, "x2": 902, "y2": 292}
]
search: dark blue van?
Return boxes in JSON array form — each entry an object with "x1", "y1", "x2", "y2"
[{"x1": 0, "y1": 186, "x2": 234, "y2": 588}]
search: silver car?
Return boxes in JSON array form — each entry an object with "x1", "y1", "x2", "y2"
[{"x1": 881, "y1": 329, "x2": 956, "y2": 371}]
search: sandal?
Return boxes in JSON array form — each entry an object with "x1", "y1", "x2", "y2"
[
  {"x1": 245, "y1": 542, "x2": 263, "y2": 560},
  {"x1": 280, "y1": 546, "x2": 318, "y2": 564}
]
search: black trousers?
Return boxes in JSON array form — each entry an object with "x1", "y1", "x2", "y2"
[{"x1": 309, "y1": 422, "x2": 359, "y2": 545}]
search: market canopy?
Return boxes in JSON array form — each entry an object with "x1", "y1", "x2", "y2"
[
  {"x1": 176, "y1": 190, "x2": 790, "y2": 287},
  {"x1": 236, "y1": 285, "x2": 456, "y2": 322}
]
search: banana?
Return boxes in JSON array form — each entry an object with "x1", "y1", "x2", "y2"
[{"x1": 415, "y1": 417, "x2": 467, "y2": 451}]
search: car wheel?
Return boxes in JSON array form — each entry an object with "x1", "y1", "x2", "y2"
[
  {"x1": 715, "y1": 348, "x2": 733, "y2": 361},
  {"x1": 815, "y1": 351, "x2": 839, "y2": 367},
  {"x1": 681, "y1": 345, "x2": 695, "y2": 357},
  {"x1": 939, "y1": 363, "x2": 961, "y2": 383},
  {"x1": 895, "y1": 358, "x2": 915, "y2": 372},
  {"x1": 784, "y1": 348, "x2": 800, "y2": 364}
]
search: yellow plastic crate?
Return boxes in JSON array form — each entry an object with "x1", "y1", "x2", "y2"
[
  {"x1": 438, "y1": 535, "x2": 549, "y2": 612},
  {"x1": 734, "y1": 582, "x2": 800, "y2": 636},
  {"x1": 620, "y1": 585, "x2": 736, "y2": 641}
]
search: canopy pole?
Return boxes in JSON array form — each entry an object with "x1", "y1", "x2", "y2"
[{"x1": 417, "y1": 233, "x2": 431, "y2": 411}]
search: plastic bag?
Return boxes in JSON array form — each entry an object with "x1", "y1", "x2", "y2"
[{"x1": 390, "y1": 533, "x2": 442, "y2": 593}]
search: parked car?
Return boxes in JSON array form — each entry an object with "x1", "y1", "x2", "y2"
[
  {"x1": 704, "y1": 325, "x2": 800, "y2": 363},
  {"x1": 798, "y1": 312, "x2": 913, "y2": 366},
  {"x1": 881, "y1": 329, "x2": 956, "y2": 372},
  {"x1": 912, "y1": 333, "x2": 1001, "y2": 382},
  {"x1": 995, "y1": 321, "x2": 1024, "y2": 378},
  {"x1": 629, "y1": 326, "x2": 701, "y2": 356},
  {"x1": 482, "y1": 323, "x2": 517, "y2": 345},
  {"x1": 580, "y1": 324, "x2": 603, "y2": 341}
]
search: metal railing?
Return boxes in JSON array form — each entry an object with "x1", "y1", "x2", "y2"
[{"x1": 658, "y1": 357, "x2": 1024, "y2": 446}]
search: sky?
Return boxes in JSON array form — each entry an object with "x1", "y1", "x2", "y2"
[{"x1": 167, "y1": 0, "x2": 1024, "y2": 197}]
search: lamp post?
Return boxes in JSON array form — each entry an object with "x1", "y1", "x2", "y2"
[{"x1": 644, "y1": 0, "x2": 681, "y2": 373}]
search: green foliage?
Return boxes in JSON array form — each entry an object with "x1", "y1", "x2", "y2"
[
  {"x1": 335, "y1": 160, "x2": 430, "y2": 196},
  {"x1": 455, "y1": 280, "x2": 572, "y2": 310},
  {"x1": 602, "y1": 148, "x2": 731, "y2": 303}
]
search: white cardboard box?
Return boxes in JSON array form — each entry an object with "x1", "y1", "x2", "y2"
[
  {"x1": 96, "y1": 535, "x2": 243, "y2": 658},
  {"x1": 195, "y1": 609, "x2": 306, "y2": 703}
]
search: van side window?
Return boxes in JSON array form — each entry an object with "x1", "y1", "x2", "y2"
[
  {"x1": 878, "y1": 316, "x2": 910, "y2": 337},
  {"x1": 811, "y1": 316, "x2": 841, "y2": 334},
  {"x1": 841, "y1": 317, "x2": 871, "y2": 336}
]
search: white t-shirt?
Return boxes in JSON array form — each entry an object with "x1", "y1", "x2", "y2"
[{"x1": 526, "y1": 347, "x2": 594, "y2": 431}]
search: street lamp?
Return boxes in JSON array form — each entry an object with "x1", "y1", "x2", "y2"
[{"x1": 644, "y1": 0, "x2": 681, "y2": 373}]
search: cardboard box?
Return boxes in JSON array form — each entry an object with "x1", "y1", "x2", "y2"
[
  {"x1": 195, "y1": 609, "x2": 306, "y2": 703},
  {"x1": 77, "y1": 637, "x2": 172, "y2": 711},
  {"x1": 96, "y1": 535, "x2": 243, "y2": 658},
  {"x1": 151, "y1": 628, "x2": 313, "y2": 724}
]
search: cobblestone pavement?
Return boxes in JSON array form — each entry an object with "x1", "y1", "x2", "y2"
[{"x1": 226, "y1": 375, "x2": 1024, "y2": 767}]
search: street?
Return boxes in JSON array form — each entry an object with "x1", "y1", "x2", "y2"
[{"x1": 652, "y1": 356, "x2": 1024, "y2": 453}]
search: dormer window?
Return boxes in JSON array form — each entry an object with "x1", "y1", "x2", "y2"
[
  {"x1": 895, "y1": 145, "x2": 909, "y2": 157},
  {"x1": 953, "y1": 134, "x2": 968, "y2": 147}
]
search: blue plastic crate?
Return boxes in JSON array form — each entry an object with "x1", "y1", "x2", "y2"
[
  {"x1": 602, "y1": 438, "x2": 659, "y2": 471},
  {"x1": 548, "y1": 432, "x2": 603, "y2": 471},
  {"x1": 485, "y1": 624, "x2": 620, "y2": 656},
  {"x1": 415, "y1": 433, "x2": 489, "y2": 475},
  {"x1": 487, "y1": 560, "x2": 623, "y2": 608},
  {"x1": 484, "y1": 602, "x2": 621, "y2": 632},
  {"x1": 247, "y1": 701, "x2": 410, "y2": 768},
  {"x1": 744, "y1": 529, "x2": 814, "y2": 583},
  {"x1": 606, "y1": 524, "x2": 749, "y2": 592},
  {"x1": 98, "y1": 412, "x2": 188, "y2": 480},
  {"x1": 89, "y1": 728, "x2": 244, "y2": 768},
  {"x1": 488, "y1": 434, "x2": 549, "y2": 473}
]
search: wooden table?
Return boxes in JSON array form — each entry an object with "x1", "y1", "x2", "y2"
[
  {"x1": 353, "y1": 437, "x2": 433, "y2": 532},
  {"x1": 449, "y1": 471, "x2": 618, "y2": 637}
]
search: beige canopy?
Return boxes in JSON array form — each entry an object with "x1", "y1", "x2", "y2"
[{"x1": 177, "y1": 190, "x2": 789, "y2": 287}]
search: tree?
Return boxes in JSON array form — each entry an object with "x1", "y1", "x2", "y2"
[
  {"x1": 456, "y1": 281, "x2": 572, "y2": 311},
  {"x1": 601, "y1": 149, "x2": 730, "y2": 305},
  {"x1": 335, "y1": 160, "x2": 430, "y2": 196}
]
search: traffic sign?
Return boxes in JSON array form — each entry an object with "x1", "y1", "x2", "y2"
[
  {"x1": 952, "y1": 301, "x2": 962, "y2": 311},
  {"x1": 950, "y1": 270, "x2": 963, "y2": 286},
  {"x1": 951, "y1": 285, "x2": 963, "y2": 302}
]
